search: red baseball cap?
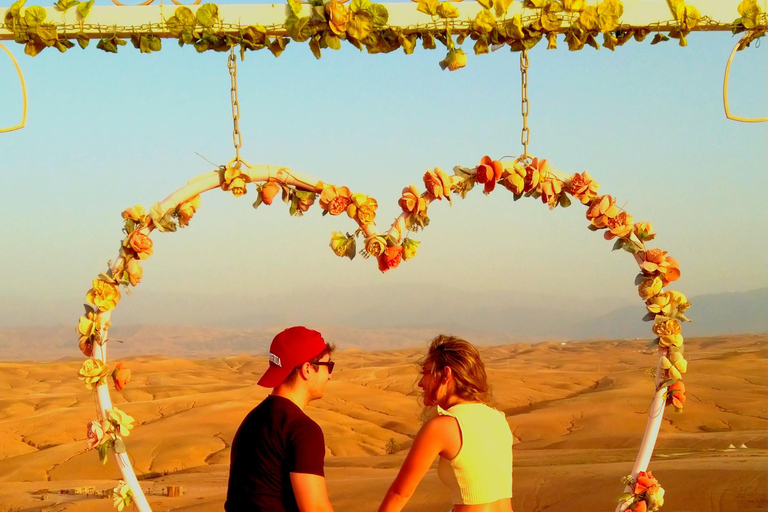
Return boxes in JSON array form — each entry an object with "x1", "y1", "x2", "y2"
[{"x1": 257, "y1": 326, "x2": 327, "y2": 388}]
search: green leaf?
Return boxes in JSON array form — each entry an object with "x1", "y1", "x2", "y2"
[
  {"x1": 667, "y1": 0, "x2": 685, "y2": 22},
  {"x1": 324, "y1": 32, "x2": 341, "y2": 50},
  {"x1": 347, "y1": 12, "x2": 373, "y2": 41},
  {"x1": 611, "y1": 238, "x2": 625, "y2": 251},
  {"x1": 399, "y1": 33, "x2": 417, "y2": 54},
  {"x1": 505, "y1": 15, "x2": 525, "y2": 39},
  {"x1": 371, "y1": 4, "x2": 388, "y2": 26},
  {"x1": 494, "y1": 0, "x2": 513, "y2": 18},
  {"x1": 76, "y1": 0, "x2": 94, "y2": 20},
  {"x1": 196, "y1": 3, "x2": 219, "y2": 28},
  {"x1": 287, "y1": 0, "x2": 302, "y2": 15},
  {"x1": 477, "y1": 0, "x2": 493, "y2": 8},
  {"x1": 96, "y1": 38, "x2": 117, "y2": 53},
  {"x1": 309, "y1": 35, "x2": 322, "y2": 59},
  {"x1": 421, "y1": 32, "x2": 436, "y2": 49},
  {"x1": 113, "y1": 438, "x2": 127, "y2": 453},
  {"x1": 149, "y1": 202, "x2": 178, "y2": 232},
  {"x1": 473, "y1": 37, "x2": 489, "y2": 54},
  {"x1": 437, "y1": 2, "x2": 459, "y2": 18},
  {"x1": 473, "y1": 9, "x2": 496, "y2": 33},
  {"x1": 24, "y1": 6, "x2": 46, "y2": 26},
  {"x1": 176, "y1": 6, "x2": 195, "y2": 25},
  {"x1": 617, "y1": 493, "x2": 634, "y2": 503},
  {"x1": 76, "y1": 31, "x2": 89, "y2": 48},
  {"x1": 416, "y1": 0, "x2": 440, "y2": 16},
  {"x1": 269, "y1": 37, "x2": 289, "y2": 56},
  {"x1": 603, "y1": 31, "x2": 617, "y2": 50},
  {"x1": 651, "y1": 32, "x2": 669, "y2": 44},
  {"x1": 97, "y1": 444, "x2": 109, "y2": 465},
  {"x1": 351, "y1": 0, "x2": 372, "y2": 14},
  {"x1": 54, "y1": 0, "x2": 79, "y2": 12},
  {"x1": 642, "y1": 312, "x2": 656, "y2": 322}
]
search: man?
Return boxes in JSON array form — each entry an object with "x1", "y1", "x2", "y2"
[{"x1": 225, "y1": 326, "x2": 336, "y2": 512}]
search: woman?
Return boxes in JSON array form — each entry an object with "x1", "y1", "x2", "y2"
[{"x1": 378, "y1": 335, "x2": 513, "y2": 512}]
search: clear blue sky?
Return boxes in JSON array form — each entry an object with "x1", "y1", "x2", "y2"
[{"x1": 1, "y1": 5, "x2": 766, "y2": 328}]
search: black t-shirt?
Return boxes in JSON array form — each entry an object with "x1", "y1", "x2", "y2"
[{"x1": 225, "y1": 395, "x2": 325, "y2": 512}]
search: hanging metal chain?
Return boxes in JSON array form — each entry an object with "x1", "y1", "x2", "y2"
[
  {"x1": 228, "y1": 48, "x2": 243, "y2": 163},
  {"x1": 520, "y1": 49, "x2": 530, "y2": 159}
]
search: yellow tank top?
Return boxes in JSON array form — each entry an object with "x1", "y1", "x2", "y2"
[{"x1": 436, "y1": 403, "x2": 513, "y2": 505}]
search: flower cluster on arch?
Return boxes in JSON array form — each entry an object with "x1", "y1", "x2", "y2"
[{"x1": 617, "y1": 471, "x2": 666, "y2": 512}]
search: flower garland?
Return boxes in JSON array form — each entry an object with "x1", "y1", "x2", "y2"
[
  {"x1": 2, "y1": 0, "x2": 765, "y2": 66},
  {"x1": 77, "y1": 154, "x2": 690, "y2": 510},
  {"x1": 617, "y1": 471, "x2": 666, "y2": 512}
]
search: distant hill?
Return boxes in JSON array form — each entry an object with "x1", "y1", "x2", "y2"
[{"x1": 0, "y1": 287, "x2": 764, "y2": 361}]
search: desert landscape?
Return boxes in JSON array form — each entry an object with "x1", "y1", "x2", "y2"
[{"x1": 0, "y1": 333, "x2": 765, "y2": 512}]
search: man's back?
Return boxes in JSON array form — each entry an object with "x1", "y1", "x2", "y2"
[{"x1": 225, "y1": 395, "x2": 325, "y2": 512}]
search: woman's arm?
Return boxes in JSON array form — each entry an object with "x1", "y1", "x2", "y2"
[{"x1": 377, "y1": 415, "x2": 458, "y2": 512}]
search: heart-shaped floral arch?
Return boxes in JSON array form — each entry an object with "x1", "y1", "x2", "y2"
[{"x1": 77, "y1": 154, "x2": 690, "y2": 512}]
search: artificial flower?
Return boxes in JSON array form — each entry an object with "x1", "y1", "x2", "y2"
[
  {"x1": 79, "y1": 359, "x2": 110, "y2": 390},
  {"x1": 292, "y1": 190, "x2": 316, "y2": 214},
  {"x1": 633, "y1": 471, "x2": 659, "y2": 495},
  {"x1": 399, "y1": 185, "x2": 428, "y2": 217},
  {"x1": 539, "y1": 176, "x2": 563, "y2": 209},
  {"x1": 107, "y1": 407, "x2": 135, "y2": 436},
  {"x1": 260, "y1": 182, "x2": 281, "y2": 205},
  {"x1": 524, "y1": 158, "x2": 548, "y2": 193},
  {"x1": 364, "y1": 235, "x2": 387, "y2": 258},
  {"x1": 221, "y1": 166, "x2": 248, "y2": 197},
  {"x1": 112, "y1": 362, "x2": 132, "y2": 391},
  {"x1": 113, "y1": 481, "x2": 133, "y2": 512},
  {"x1": 646, "y1": 484, "x2": 665, "y2": 510},
  {"x1": 638, "y1": 276, "x2": 663, "y2": 300},
  {"x1": 586, "y1": 194, "x2": 619, "y2": 228},
  {"x1": 402, "y1": 238, "x2": 420, "y2": 260},
  {"x1": 320, "y1": 185, "x2": 352, "y2": 215},
  {"x1": 653, "y1": 319, "x2": 683, "y2": 348},
  {"x1": 645, "y1": 293, "x2": 672, "y2": 316},
  {"x1": 423, "y1": 167, "x2": 452, "y2": 201},
  {"x1": 604, "y1": 211, "x2": 634, "y2": 240},
  {"x1": 175, "y1": 195, "x2": 201, "y2": 226},
  {"x1": 633, "y1": 222, "x2": 656, "y2": 242},
  {"x1": 475, "y1": 156, "x2": 503, "y2": 194},
  {"x1": 125, "y1": 259, "x2": 143, "y2": 287},
  {"x1": 635, "y1": 249, "x2": 680, "y2": 286},
  {"x1": 78, "y1": 308, "x2": 108, "y2": 356},
  {"x1": 627, "y1": 500, "x2": 647, "y2": 512},
  {"x1": 125, "y1": 230, "x2": 154, "y2": 260},
  {"x1": 501, "y1": 163, "x2": 526, "y2": 195},
  {"x1": 378, "y1": 245, "x2": 403, "y2": 273},
  {"x1": 329, "y1": 232, "x2": 355, "y2": 259},
  {"x1": 666, "y1": 381, "x2": 686, "y2": 409},
  {"x1": 666, "y1": 290, "x2": 691, "y2": 313},
  {"x1": 86, "y1": 279, "x2": 121, "y2": 312},
  {"x1": 326, "y1": 0, "x2": 349, "y2": 35},
  {"x1": 86, "y1": 419, "x2": 109, "y2": 450},
  {"x1": 121, "y1": 205, "x2": 146, "y2": 222},
  {"x1": 661, "y1": 351, "x2": 688, "y2": 380},
  {"x1": 440, "y1": 48, "x2": 467, "y2": 71},
  {"x1": 347, "y1": 193, "x2": 378, "y2": 225},
  {"x1": 567, "y1": 170, "x2": 599, "y2": 204}
]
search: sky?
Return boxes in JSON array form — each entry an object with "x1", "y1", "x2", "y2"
[{"x1": 0, "y1": 3, "x2": 766, "y2": 331}]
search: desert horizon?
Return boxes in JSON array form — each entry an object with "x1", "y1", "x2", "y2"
[{"x1": 0, "y1": 333, "x2": 765, "y2": 512}]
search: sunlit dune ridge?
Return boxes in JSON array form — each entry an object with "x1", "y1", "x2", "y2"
[{"x1": 0, "y1": 334, "x2": 765, "y2": 512}]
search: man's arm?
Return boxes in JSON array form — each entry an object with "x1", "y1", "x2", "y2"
[{"x1": 290, "y1": 472, "x2": 335, "y2": 512}]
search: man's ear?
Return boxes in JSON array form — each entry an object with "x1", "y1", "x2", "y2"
[
  {"x1": 299, "y1": 362, "x2": 312, "y2": 381},
  {"x1": 442, "y1": 366, "x2": 453, "y2": 384}
]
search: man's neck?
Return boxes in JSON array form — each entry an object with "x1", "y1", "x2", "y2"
[{"x1": 271, "y1": 385, "x2": 310, "y2": 410}]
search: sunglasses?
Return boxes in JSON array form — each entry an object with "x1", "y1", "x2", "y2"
[{"x1": 313, "y1": 361, "x2": 335, "y2": 374}]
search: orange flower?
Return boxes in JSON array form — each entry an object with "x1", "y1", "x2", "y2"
[
  {"x1": 539, "y1": 177, "x2": 563, "y2": 209},
  {"x1": 121, "y1": 205, "x2": 146, "y2": 222},
  {"x1": 399, "y1": 185, "x2": 427, "y2": 216},
  {"x1": 86, "y1": 279, "x2": 121, "y2": 312},
  {"x1": 320, "y1": 185, "x2": 353, "y2": 216},
  {"x1": 628, "y1": 499, "x2": 647, "y2": 512},
  {"x1": 638, "y1": 276, "x2": 662, "y2": 300},
  {"x1": 365, "y1": 235, "x2": 387, "y2": 258},
  {"x1": 125, "y1": 259, "x2": 143, "y2": 286},
  {"x1": 423, "y1": 167, "x2": 452, "y2": 201},
  {"x1": 633, "y1": 222, "x2": 656, "y2": 242},
  {"x1": 568, "y1": 171, "x2": 599, "y2": 204},
  {"x1": 112, "y1": 362, "x2": 131, "y2": 391},
  {"x1": 524, "y1": 158, "x2": 547, "y2": 193},
  {"x1": 635, "y1": 249, "x2": 680, "y2": 285},
  {"x1": 326, "y1": 0, "x2": 349, "y2": 35},
  {"x1": 86, "y1": 420, "x2": 110, "y2": 450},
  {"x1": 633, "y1": 471, "x2": 659, "y2": 495},
  {"x1": 176, "y1": 195, "x2": 201, "y2": 227},
  {"x1": 378, "y1": 245, "x2": 403, "y2": 273},
  {"x1": 261, "y1": 183, "x2": 281, "y2": 205},
  {"x1": 667, "y1": 381, "x2": 686, "y2": 409},
  {"x1": 475, "y1": 156, "x2": 503, "y2": 194},
  {"x1": 661, "y1": 256, "x2": 680, "y2": 286},
  {"x1": 221, "y1": 166, "x2": 249, "y2": 197},
  {"x1": 501, "y1": 163, "x2": 526, "y2": 196},
  {"x1": 604, "y1": 211, "x2": 634, "y2": 240},
  {"x1": 125, "y1": 230, "x2": 153, "y2": 260},
  {"x1": 586, "y1": 195, "x2": 619, "y2": 228},
  {"x1": 653, "y1": 319, "x2": 683, "y2": 348}
]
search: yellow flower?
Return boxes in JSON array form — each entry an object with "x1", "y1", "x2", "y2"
[
  {"x1": 667, "y1": 290, "x2": 691, "y2": 313},
  {"x1": 440, "y1": 48, "x2": 467, "y2": 71},
  {"x1": 646, "y1": 485, "x2": 665, "y2": 510},
  {"x1": 78, "y1": 359, "x2": 110, "y2": 390},
  {"x1": 86, "y1": 279, "x2": 121, "y2": 312},
  {"x1": 633, "y1": 222, "x2": 656, "y2": 242},
  {"x1": 329, "y1": 232, "x2": 355, "y2": 260},
  {"x1": 604, "y1": 211, "x2": 634, "y2": 240},
  {"x1": 320, "y1": 185, "x2": 352, "y2": 216},
  {"x1": 567, "y1": 170, "x2": 599, "y2": 204},
  {"x1": 124, "y1": 230, "x2": 154, "y2": 260},
  {"x1": 77, "y1": 309, "x2": 108, "y2": 357},
  {"x1": 125, "y1": 259, "x2": 143, "y2": 287},
  {"x1": 365, "y1": 235, "x2": 387, "y2": 258},
  {"x1": 638, "y1": 276, "x2": 662, "y2": 300},
  {"x1": 403, "y1": 238, "x2": 420, "y2": 260},
  {"x1": 176, "y1": 195, "x2": 201, "y2": 227},
  {"x1": 112, "y1": 480, "x2": 133, "y2": 512},
  {"x1": 646, "y1": 293, "x2": 671, "y2": 316},
  {"x1": 501, "y1": 163, "x2": 526, "y2": 196},
  {"x1": 423, "y1": 168, "x2": 452, "y2": 201},
  {"x1": 653, "y1": 319, "x2": 683, "y2": 348},
  {"x1": 107, "y1": 407, "x2": 135, "y2": 437},
  {"x1": 347, "y1": 193, "x2": 378, "y2": 225},
  {"x1": 221, "y1": 166, "x2": 249, "y2": 197},
  {"x1": 661, "y1": 352, "x2": 688, "y2": 380},
  {"x1": 326, "y1": 0, "x2": 349, "y2": 35},
  {"x1": 121, "y1": 205, "x2": 146, "y2": 222},
  {"x1": 586, "y1": 194, "x2": 619, "y2": 229}
]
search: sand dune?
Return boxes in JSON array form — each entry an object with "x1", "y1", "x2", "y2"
[{"x1": 0, "y1": 334, "x2": 765, "y2": 511}]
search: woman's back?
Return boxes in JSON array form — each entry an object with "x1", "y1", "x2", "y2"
[{"x1": 437, "y1": 403, "x2": 513, "y2": 508}]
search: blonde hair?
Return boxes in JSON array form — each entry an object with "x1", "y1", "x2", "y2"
[{"x1": 419, "y1": 334, "x2": 491, "y2": 404}]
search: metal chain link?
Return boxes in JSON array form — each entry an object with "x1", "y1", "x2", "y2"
[
  {"x1": 228, "y1": 48, "x2": 242, "y2": 163},
  {"x1": 520, "y1": 49, "x2": 530, "y2": 159}
]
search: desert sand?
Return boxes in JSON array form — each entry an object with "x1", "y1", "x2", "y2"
[{"x1": 0, "y1": 334, "x2": 765, "y2": 512}]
